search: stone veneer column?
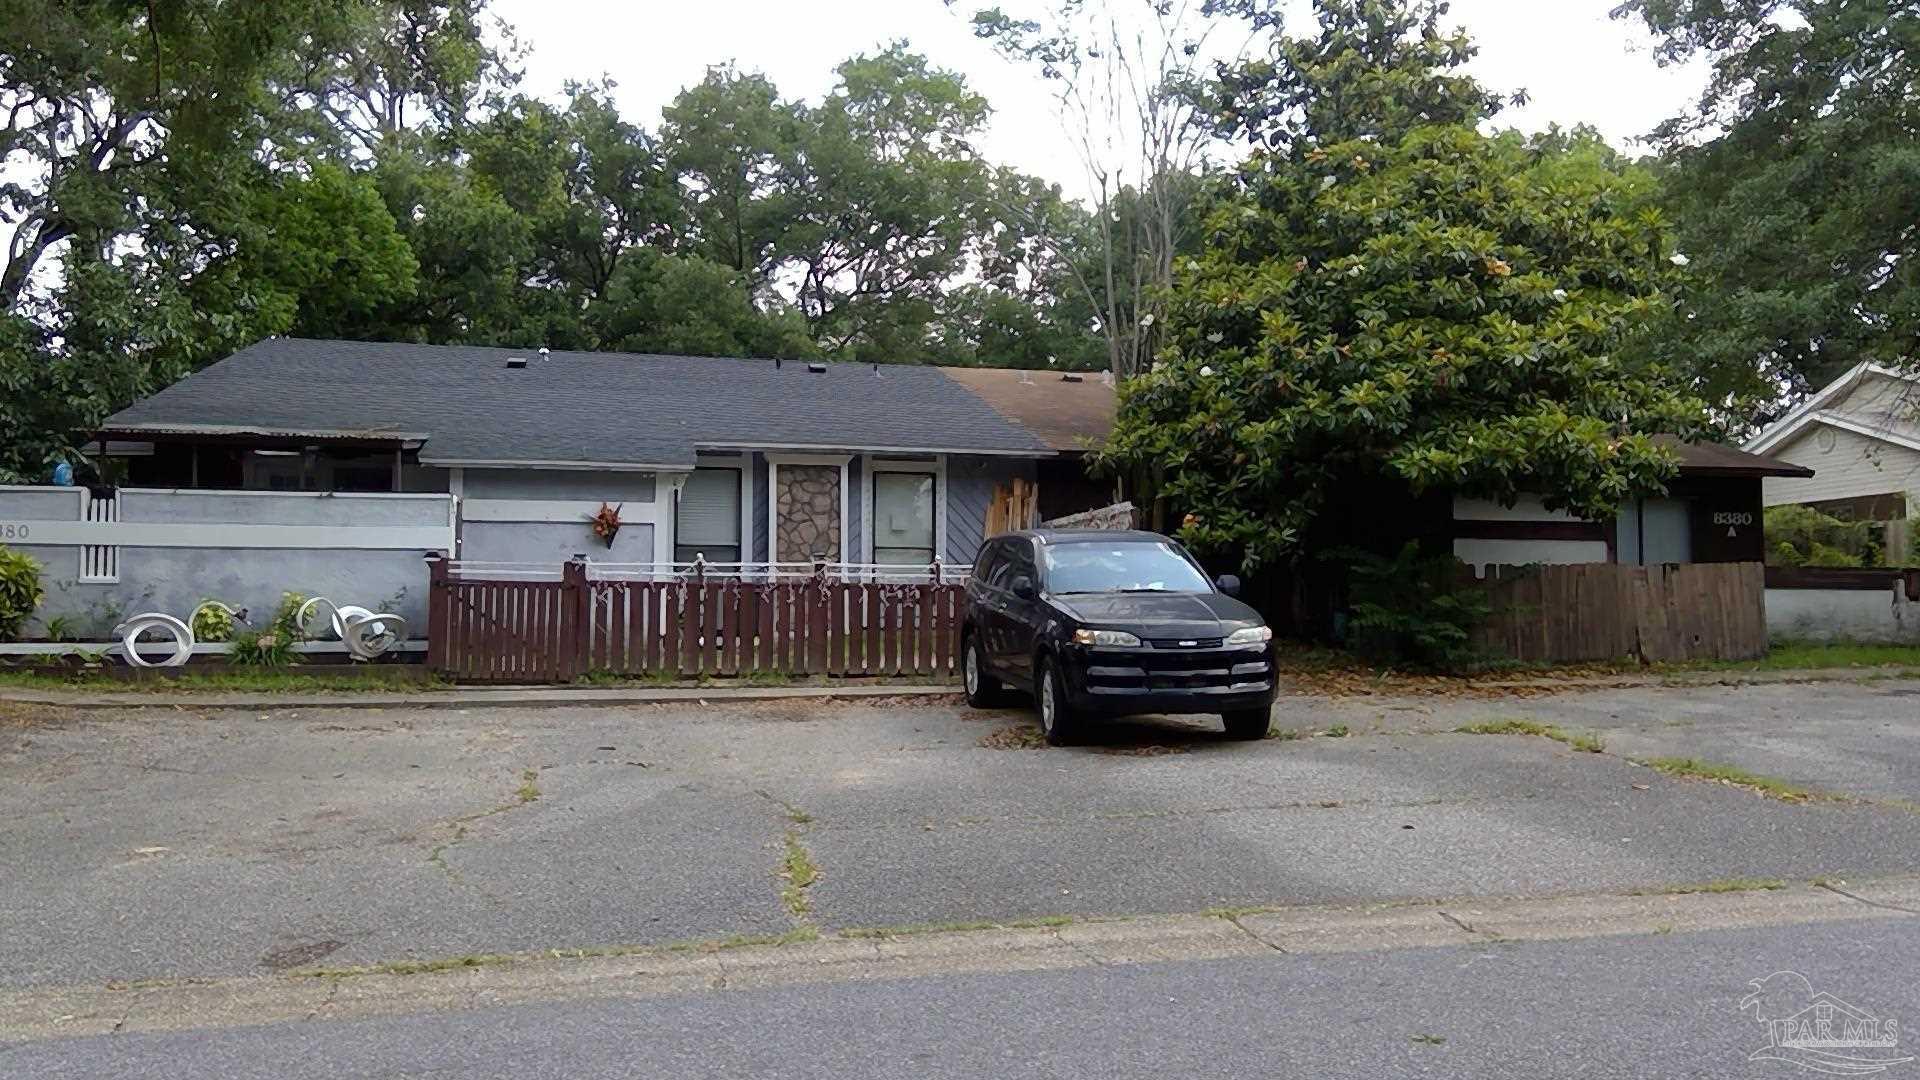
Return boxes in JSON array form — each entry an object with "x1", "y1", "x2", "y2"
[{"x1": 775, "y1": 464, "x2": 841, "y2": 563}]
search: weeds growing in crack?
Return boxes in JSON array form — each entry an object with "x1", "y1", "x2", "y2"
[
  {"x1": 1630, "y1": 877, "x2": 1786, "y2": 896},
  {"x1": 1637, "y1": 757, "x2": 1818, "y2": 802},
  {"x1": 424, "y1": 765, "x2": 545, "y2": 879},
  {"x1": 780, "y1": 831, "x2": 820, "y2": 917},
  {"x1": 1455, "y1": 718, "x2": 1605, "y2": 753}
]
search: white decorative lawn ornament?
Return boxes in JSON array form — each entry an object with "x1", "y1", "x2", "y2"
[
  {"x1": 296, "y1": 597, "x2": 406, "y2": 662},
  {"x1": 114, "y1": 601, "x2": 244, "y2": 668}
]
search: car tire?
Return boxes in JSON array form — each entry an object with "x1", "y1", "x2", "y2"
[
  {"x1": 1222, "y1": 708, "x2": 1271, "y2": 741},
  {"x1": 961, "y1": 634, "x2": 1003, "y2": 708},
  {"x1": 1036, "y1": 657, "x2": 1080, "y2": 746}
]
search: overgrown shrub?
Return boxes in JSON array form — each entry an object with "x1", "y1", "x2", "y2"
[
  {"x1": 1766, "y1": 504, "x2": 1879, "y2": 566},
  {"x1": 1341, "y1": 542, "x2": 1491, "y2": 672},
  {"x1": 0, "y1": 546, "x2": 45, "y2": 642},
  {"x1": 228, "y1": 628, "x2": 295, "y2": 667}
]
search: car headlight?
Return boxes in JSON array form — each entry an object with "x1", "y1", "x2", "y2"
[
  {"x1": 1073, "y1": 628, "x2": 1142, "y2": 647},
  {"x1": 1226, "y1": 625, "x2": 1273, "y2": 646}
]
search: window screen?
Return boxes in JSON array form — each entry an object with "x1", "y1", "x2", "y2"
[{"x1": 676, "y1": 467, "x2": 741, "y2": 563}]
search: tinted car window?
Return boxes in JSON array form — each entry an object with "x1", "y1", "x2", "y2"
[
  {"x1": 1042, "y1": 541, "x2": 1212, "y2": 594},
  {"x1": 972, "y1": 542, "x2": 1001, "y2": 585},
  {"x1": 1001, "y1": 539, "x2": 1036, "y2": 585}
]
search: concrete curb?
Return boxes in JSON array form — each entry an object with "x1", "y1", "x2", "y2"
[
  {"x1": 4, "y1": 878, "x2": 1912, "y2": 1044},
  {"x1": 0, "y1": 684, "x2": 964, "y2": 711}
]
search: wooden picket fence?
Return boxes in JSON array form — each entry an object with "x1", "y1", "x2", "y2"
[
  {"x1": 1469, "y1": 561, "x2": 1767, "y2": 665},
  {"x1": 427, "y1": 556, "x2": 964, "y2": 683}
]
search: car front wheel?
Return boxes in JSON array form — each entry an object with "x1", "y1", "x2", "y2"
[
  {"x1": 1222, "y1": 708, "x2": 1271, "y2": 741},
  {"x1": 1037, "y1": 657, "x2": 1080, "y2": 746},
  {"x1": 962, "y1": 634, "x2": 1003, "y2": 708}
]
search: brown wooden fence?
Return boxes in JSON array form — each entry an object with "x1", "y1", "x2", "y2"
[
  {"x1": 1470, "y1": 561, "x2": 1767, "y2": 665},
  {"x1": 427, "y1": 557, "x2": 965, "y2": 683}
]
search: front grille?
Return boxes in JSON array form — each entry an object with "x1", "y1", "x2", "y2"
[{"x1": 1147, "y1": 636, "x2": 1223, "y2": 649}]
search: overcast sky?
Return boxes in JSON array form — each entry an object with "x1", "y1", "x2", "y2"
[{"x1": 492, "y1": 0, "x2": 1710, "y2": 197}]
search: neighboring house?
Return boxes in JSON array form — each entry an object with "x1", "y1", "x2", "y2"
[
  {"x1": 1744, "y1": 361, "x2": 1920, "y2": 559},
  {"x1": 93, "y1": 338, "x2": 1117, "y2": 573}
]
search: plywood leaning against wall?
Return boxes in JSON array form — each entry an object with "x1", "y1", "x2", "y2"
[{"x1": 1468, "y1": 561, "x2": 1768, "y2": 664}]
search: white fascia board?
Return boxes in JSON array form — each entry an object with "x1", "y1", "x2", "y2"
[
  {"x1": 698, "y1": 441, "x2": 1057, "y2": 459},
  {"x1": 1805, "y1": 411, "x2": 1920, "y2": 455},
  {"x1": 1745, "y1": 361, "x2": 1892, "y2": 454},
  {"x1": 421, "y1": 458, "x2": 692, "y2": 473},
  {"x1": 102, "y1": 422, "x2": 431, "y2": 441}
]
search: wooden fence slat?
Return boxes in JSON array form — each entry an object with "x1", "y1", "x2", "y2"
[{"x1": 429, "y1": 572, "x2": 970, "y2": 683}]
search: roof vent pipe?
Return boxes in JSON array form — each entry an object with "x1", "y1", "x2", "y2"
[
  {"x1": 539, "y1": 346, "x2": 551, "y2": 362},
  {"x1": 775, "y1": 357, "x2": 782, "y2": 370}
]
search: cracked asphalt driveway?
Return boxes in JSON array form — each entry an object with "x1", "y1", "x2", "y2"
[{"x1": 2, "y1": 679, "x2": 1917, "y2": 991}]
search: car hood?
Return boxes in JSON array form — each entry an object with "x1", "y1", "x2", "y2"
[{"x1": 1049, "y1": 591, "x2": 1264, "y2": 639}]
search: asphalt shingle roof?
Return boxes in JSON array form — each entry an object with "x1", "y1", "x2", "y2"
[{"x1": 102, "y1": 339, "x2": 1058, "y2": 466}]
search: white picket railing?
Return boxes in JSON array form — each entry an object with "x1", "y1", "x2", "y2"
[{"x1": 443, "y1": 557, "x2": 970, "y2": 584}]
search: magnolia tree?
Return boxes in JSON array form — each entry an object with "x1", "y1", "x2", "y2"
[{"x1": 1101, "y1": 0, "x2": 1709, "y2": 569}]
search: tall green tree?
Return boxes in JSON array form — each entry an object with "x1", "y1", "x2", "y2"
[
  {"x1": 1102, "y1": 0, "x2": 1707, "y2": 568},
  {"x1": 1617, "y1": 0, "x2": 1920, "y2": 415}
]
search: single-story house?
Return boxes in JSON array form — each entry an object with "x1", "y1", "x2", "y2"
[
  {"x1": 1743, "y1": 361, "x2": 1920, "y2": 557},
  {"x1": 1451, "y1": 436, "x2": 1815, "y2": 572},
  {"x1": 92, "y1": 338, "x2": 1118, "y2": 573}
]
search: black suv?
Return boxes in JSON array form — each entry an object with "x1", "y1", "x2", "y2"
[{"x1": 960, "y1": 529, "x2": 1276, "y2": 744}]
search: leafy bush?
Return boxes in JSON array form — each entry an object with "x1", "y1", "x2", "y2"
[
  {"x1": 228, "y1": 628, "x2": 295, "y2": 668},
  {"x1": 1765, "y1": 504, "x2": 1879, "y2": 566},
  {"x1": 1341, "y1": 542, "x2": 1491, "y2": 671},
  {"x1": 0, "y1": 546, "x2": 45, "y2": 642},
  {"x1": 270, "y1": 592, "x2": 310, "y2": 640},
  {"x1": 190, "y1": 602, "x2": 237, "y2": 643},
  {"x1": 42, "y1": 614, "x2": 77, "y2": 643}
]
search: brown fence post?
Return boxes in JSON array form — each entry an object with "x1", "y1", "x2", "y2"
[
  {"x1": 561, "y1": 555, "x2": 590, "y2": 681},
  {"x1": 425, "y1": 551, "x2": 449, "y2": 674}
]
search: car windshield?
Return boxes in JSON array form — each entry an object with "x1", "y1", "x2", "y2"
[{"x1": 1042, "y1": 541, "x2": 1213, "y2": 594}]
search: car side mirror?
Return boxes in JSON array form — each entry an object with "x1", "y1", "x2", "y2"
[
  {"x1": 1010, "y1": 574, "x2": 1038, "y2": 600},
  {"x1": 1214, "y1": 574, "x2": 1241, "y2": 597}
]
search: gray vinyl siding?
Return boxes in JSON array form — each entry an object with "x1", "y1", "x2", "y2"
[
  {"x1": 461, "y1": 469, "x2": 657, "y2": 502},
  {"x1": 845, "y1": 455, "x2": 863, "y2": 565},
  {"x1": 947, "y1": 457, "x2": 1035, "y2": 565}
]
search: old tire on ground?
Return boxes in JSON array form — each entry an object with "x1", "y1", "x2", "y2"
[
  {"x1": 962, "y1": 634, "x2": 1003, "y2": 708},
  {"x1": 1222, "y1": 709, "x2": 1271, "y2": 741},
  {"x1": 1037, "y1": 657, "x2": 1081, "y2": 746}
]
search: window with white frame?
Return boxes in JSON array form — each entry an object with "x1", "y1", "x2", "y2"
[
  {"x1": 676, "y1": 467, "x2": 742, "y2": 563},
  {"x1": 872, "y1": 469, "x2": 936, "y2": 566}
]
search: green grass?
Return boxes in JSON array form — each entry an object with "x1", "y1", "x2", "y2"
[
  {"x1": 1638, "y1": 757, "x2": 1818, "y2": 802},
  {"x1": 1455, "y1": 718, "x2": 1606, "y2": 753},
  {"x1": 0, "y1": 667, "x2": 442, "y2": 693},
  {"x1": 1322, "y1": 723, "x2": 1350, "y2": 738},
  {"x1": 1631, "y1": 877, "x2": 1787, "y2": 896},
  {"x1": 1680, "y1": 641, "x2": 1920, "y2": 673},
  {"x1": 1409, "y1": 1033, "x2": 1448, "y2": 1047}
]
